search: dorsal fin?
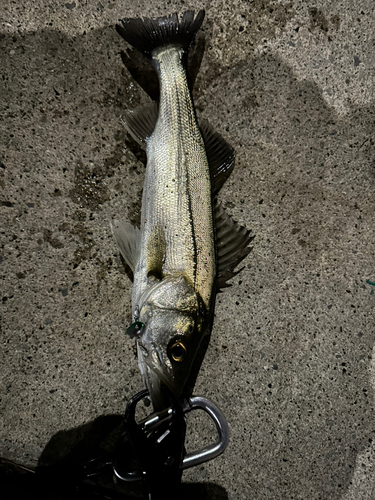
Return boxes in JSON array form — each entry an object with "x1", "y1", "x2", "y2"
[
  {"x1": 215, "y1": 202, "x2": 254, "y2": 289},
  {"x1": 200, "y1": 120, "x2": 235, "y2": 193},
  {"x1": 111, "y1": 220, "x2": 141, "y2": 273},
  {"x1": 122, "y1": 103, "x2": 158, "y2": 146},
  {"x1": 122, "y1": 106, "x2": 237, "y2": 196}
]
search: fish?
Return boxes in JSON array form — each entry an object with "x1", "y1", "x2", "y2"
[{"x1": 112, "y1": 11, "x2": 254, "y2": 410}]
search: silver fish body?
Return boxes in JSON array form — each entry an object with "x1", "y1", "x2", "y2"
[
  {"x1": 134, "y1": 46, "x2": 215, "y2": 313},
  {"x1": 113, "y1": 11, "x2": 253, "y2": 410},
  {"x1": 133, "y1": 45, "x2": 215, "y2": 408}
]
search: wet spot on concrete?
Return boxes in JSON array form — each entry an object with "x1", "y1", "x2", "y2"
[
  {"x1": 102, "y1": 139, "x2": 126, "y2": 176},
  {"x1": 59, "y1": 220, "x2": 95, "y2": 268},
  {"x1": 192, "y1": 1, "x2": 295, "y2": 70},
  {"x1": 309, "y1": 8, "x2": 340, "y2": 35},
  {"x1": 241, "y1": 93, "x2": 258, "y2": 113},
  {"x1": 72, "y1": 210, "x2": 86, "y2": 222},
  {"x1": 330, "y1": 15, "x2": 341, "y2": 30},
  {"x1": 43, "y1": 229, "x2": 64, "y2": 249},
  {"x1": 68, "y1": 160, "x2": 110, "y2": 210},
  {"x1": 95, "y1": 258, "x2": 109, "y2": 285},
  {"x1": 68, "y1": 140, "x2": 125, "y2": 210},
  {"x1": 309, "y1": 8, "x2": 330, "y2": 33}
]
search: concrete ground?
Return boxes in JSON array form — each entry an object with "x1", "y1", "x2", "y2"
[{"x1": 1, "y1": 0, "x2": 374, "y2": 498}]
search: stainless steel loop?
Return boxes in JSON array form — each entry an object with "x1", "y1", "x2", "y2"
[
  {"x1": 180, "y1": 396, "x2": 229, "y2": 469},
  {"x1": 113, "y1": 394, "x2": 229, "y2": 482}
]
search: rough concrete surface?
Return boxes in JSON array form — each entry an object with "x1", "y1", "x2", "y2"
[{"x1": 1, "y1": 0, "x2": 374, "y2": 498}]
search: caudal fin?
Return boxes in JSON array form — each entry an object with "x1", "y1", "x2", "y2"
[{"x1": 116, "y1": 10, "x2": 205, "y2": 59}]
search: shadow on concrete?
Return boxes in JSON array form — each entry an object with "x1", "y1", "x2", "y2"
[{"x1": 1, "y1": 413, "x2": 228, "y2": 499}]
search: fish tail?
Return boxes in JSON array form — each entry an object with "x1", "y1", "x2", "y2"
[{"x1": 116, "y1": 10, "x2": 205, "y2": 59}]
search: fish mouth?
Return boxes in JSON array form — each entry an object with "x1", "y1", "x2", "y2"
[
  {"x1": 142, "y1": 363, "x2": 166, "y2": 410},
  {"x1": 137, "y1": 343, "x2": 182, "y2": 410}
]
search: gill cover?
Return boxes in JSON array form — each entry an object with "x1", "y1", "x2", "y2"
[{"x1": 136, "y1": 275, "x2": 206, "y2": 407}]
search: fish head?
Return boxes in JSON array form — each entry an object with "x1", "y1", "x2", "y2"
[{"x1": 136, "y1": 275, "x2": 206, "y2": 409}]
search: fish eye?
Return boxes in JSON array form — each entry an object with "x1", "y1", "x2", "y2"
[
  {"x1": 169, "y1": 341, "x2": 187, "y2": 362},
  {"x1": 126, "y1": 321, "x2": 145, "y2": 338}
]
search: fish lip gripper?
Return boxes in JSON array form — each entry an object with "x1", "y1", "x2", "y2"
[{"x1": 111, "y1": 389, "x2": 229, "y2": 498}]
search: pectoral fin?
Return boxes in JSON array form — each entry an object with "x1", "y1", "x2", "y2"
[
  {"x1": 215, "y1": 203, "x2": 254, "y2": 289},
  {"x1": 111, "y1": 220, "x2": 141, "y2": 272}
]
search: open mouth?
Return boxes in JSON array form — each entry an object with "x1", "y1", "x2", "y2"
[
  {"x1": 137, "y1": 344, "x2": 182, "y2": 410},
  {"x1": 136, "y1": 345, "x2": 167, "y2": 410}
]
